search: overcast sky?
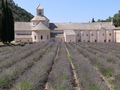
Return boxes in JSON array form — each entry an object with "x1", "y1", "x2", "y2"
[{"x1": 13, "y1": 0, "x2": 120, "y2": 23}]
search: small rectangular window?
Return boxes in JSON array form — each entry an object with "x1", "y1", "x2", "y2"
[
  {"x1": 41, "y1": 36, "x2": 43, "y2": 40},
  {"x1": 34, "y1": 36, "x2": 36, "y2": 40}
]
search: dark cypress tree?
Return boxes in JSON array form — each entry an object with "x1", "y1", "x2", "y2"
[
  {"x1": 92, "y1": 18, "x2": 95, "y2": 22},
  {"x1": 8, "y1": 8, "x2": 14, "y2": 42},
  {"x1": 1, "y1": 0, "x2": 14, "y2": 43}
]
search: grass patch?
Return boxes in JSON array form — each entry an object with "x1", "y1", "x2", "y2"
[
  {"x1": 86, "y1": 82, "x2": 104, "y2": 90},
  {"x1": 15, "y1": 80, "x2": 34, "y2": 90},
  {"x1": 94, "y1": 62, "x2": 102, "y2": 69},
  {"x1": 0, "y1": 77, "x2": 8, "y2": 88},
  {"x1": 101, "y1": 67, "x2": 114, "y2": 78},
  {"x1": 114, "y1": 74, "x2": 120, "y2": 83},
  {"x1": 50, "y1": 84, "x2": 69, "y2": 90},
  {"x1": 108, "y1": 51, "x2": 115, "y2": 55},
  {"x1": 86, "y1": 57, "x2": 90, "y2": 61},
  {"x1": 67, "y1": 53, "x2": 73, "y2": 61},
  {"x1": 58, "y1": 73, "x2": 70, "y2": 80},
  {"x1": 95, "y1": 53, "x2": 100, "y2": 57},
  {"x1": 54, "y1": 47, "x2": 59, "y2": 62},
  {"x1": 107, "y1": 58, "x2": 116, "y2": 64}
]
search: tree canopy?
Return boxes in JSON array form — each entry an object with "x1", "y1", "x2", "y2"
[{"x1": 97, "y1": 12, "x2": 120, "y2": 27}]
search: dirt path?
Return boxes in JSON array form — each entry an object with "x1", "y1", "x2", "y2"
[{"x1": 99, "y1": 72, "x2": 112, "y2": 90}]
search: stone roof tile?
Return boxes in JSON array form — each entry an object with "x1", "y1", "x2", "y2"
[
  {"x1": 50, "y1": 22, "x2": 115, "y2": 30},
  {"x1": 32, "y1": 22, "x2": 50, "y2": 31},
  {"x1": 31, "y1": 16, "x2": 49, "y2": 21},
  {"x1": 15, "y1": 22, "x2": 31, "y2": 31}
]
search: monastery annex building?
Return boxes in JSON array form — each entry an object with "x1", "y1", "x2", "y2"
[{"x1": 15, "y1": 5, "x2": 120, "y2": 43}]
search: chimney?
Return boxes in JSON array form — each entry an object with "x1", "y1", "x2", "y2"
[
  {"x1": 119, "y1": 10, "x2": 120, "y2": 14},
  {"x1": 99, "y1": 22, "x2": 102, "y2": 29},
  {"x1": 111, "y1": 19, "x2": 113, "y2": 25}
]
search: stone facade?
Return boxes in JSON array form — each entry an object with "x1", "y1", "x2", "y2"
[{"x1": 14, "y1": 5, "x2": 120, "y2": 43}]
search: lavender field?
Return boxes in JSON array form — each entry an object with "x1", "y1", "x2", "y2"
[{"x1": 0, "y1": 42, "x2": 120, "y2": 90}]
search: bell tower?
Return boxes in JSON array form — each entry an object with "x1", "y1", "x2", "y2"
[{"x1": 36, "y1": 4, "x2": 44, "y2": 16}]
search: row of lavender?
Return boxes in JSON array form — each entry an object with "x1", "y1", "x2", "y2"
[
  {"x1": 66, "y1": 43, "x2": 109, "y2": 90},
  {"x1": 0, "y1": 43, "x2": 45, "y2": 63},
  {"x1": 79, "y1": 42, "x2": 120, "y2": 54},
  {"x1": 0, "y1": 43, "x2": 49, "y2": 71},
  {"x1": 72, "y1": 42, "x2": 120, "y2": 90},
  {"x1": 47, "y1": 43, "x2": 75, "y2": 90},
  {"x1": 0, "y1": 42, "x2": 54, "y2": 89},
  {"x1": 11, "y1": 43, "x2": 58, "y2": 90},
  {"x1": 0, "y1": 42, "x2": 119, "y2": 90}
]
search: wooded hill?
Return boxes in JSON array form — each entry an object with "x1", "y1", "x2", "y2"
[{"x1": 0, "y1": 0, "x2": 33, "y2": 23}]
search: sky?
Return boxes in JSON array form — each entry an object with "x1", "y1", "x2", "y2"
[{"x1": 13, "y1": 0, "x2": 120, "y2": 23}]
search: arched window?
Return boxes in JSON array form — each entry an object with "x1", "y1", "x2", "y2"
[{"x1": 41, "y1": 36, "x2": 43, "y2": 40}]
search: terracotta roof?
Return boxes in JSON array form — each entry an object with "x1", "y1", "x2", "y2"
[
  {"x1": 32, "y1": 22, "x2": 50, "y2": 31},
  {"x1": 50, "y1": 22, "x2": 115, "y2": 30},
  {"x1": 15, "y1": 22, "x2": 31, "y2": 31},
  {"x1": 31, "y1": 16, "x2": 49, "y2": 21}
]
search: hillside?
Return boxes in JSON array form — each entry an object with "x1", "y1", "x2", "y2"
[{"x1": 0, "y1": 0, "x2": 33, "y2": 22}]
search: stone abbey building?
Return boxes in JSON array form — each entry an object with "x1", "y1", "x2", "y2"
[{"x1": 15, "y1": 5, "x2": 120, "y2": 43}]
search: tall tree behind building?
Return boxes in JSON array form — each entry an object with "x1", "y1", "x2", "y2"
[
  {"x1": 97, "y1": 11, "x2": 120, "y2": 27},
  {"x1": 92, "y1": 18, "x2": 95, "y2": 22}
]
